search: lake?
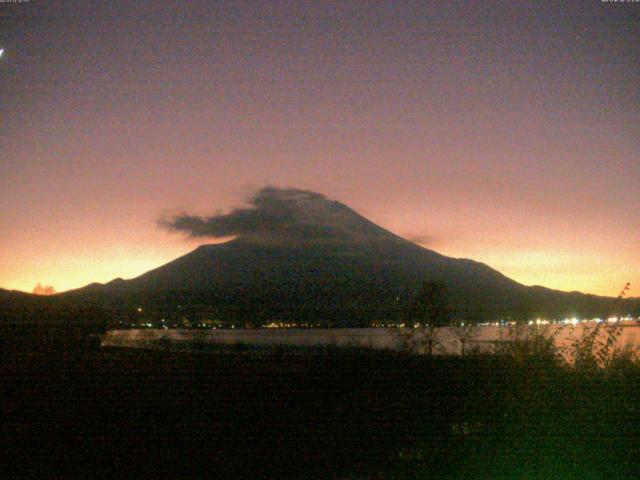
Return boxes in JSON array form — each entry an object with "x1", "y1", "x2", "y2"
[{"x1": 103, "y1": 321, "x2": 640, "y2": 357}]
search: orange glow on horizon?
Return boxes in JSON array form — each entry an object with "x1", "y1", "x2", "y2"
[{"x1": 1, "y1": 237, "x2": 635, "y2": 298}]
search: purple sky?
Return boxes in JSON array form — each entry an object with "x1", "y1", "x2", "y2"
[{"x1": 1, "y1": 0, "x2": 638, "y2": 296}]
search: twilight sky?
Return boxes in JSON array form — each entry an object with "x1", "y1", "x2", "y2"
[{"x1": 0, "y1": 0, "x2": 638, "y2": 296}]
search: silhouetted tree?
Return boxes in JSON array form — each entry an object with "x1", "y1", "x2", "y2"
[
  {"x1": 451, "y1": 321, "x2": 480, "y2": 356},
  {"x1": 404, "y1": 281, "x2": 450, "y2": 355}
]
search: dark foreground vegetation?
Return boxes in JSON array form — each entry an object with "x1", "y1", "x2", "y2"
[{"x1": 1, "y1": 346, "x2": 639, "y2": 480}]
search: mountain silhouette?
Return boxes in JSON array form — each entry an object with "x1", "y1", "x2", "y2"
[{"x1": 2, "y1": 188, "x2": 638, "y2": 327}]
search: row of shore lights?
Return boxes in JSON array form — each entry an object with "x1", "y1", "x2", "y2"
[{"x1": 134, "y1": 306, "x2": 637, "y2": 328}]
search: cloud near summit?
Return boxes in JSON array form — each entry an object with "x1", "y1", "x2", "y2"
[{"x1": 159, "y1": 187, "x2": 333, "y2": 238}]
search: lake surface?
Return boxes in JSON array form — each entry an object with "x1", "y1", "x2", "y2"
[{"x1": 103, "y1": 322, "x2": 640, "y2": 356}]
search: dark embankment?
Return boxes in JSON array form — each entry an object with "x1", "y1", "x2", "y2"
[{"x1": 1, "y1": 351, "x2": 638, "y2": 479}]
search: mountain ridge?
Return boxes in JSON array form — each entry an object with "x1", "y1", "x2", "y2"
[{"x1": 2, "y1": 187, "x2": 638, "y2": 325}]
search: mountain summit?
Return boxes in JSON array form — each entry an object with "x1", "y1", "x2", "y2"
[{"x1": 161, "y1": 187, "x2": 407, "y2": 246}]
